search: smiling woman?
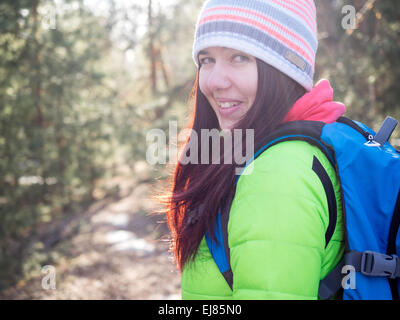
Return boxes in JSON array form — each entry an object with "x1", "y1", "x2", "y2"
[{"x1": 161, "y1": 0, "x2": 346, "y2": 300}]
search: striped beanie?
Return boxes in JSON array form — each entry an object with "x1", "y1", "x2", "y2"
[{"x1": 192, "y1": 0, "x2": 318, "y2": 91}]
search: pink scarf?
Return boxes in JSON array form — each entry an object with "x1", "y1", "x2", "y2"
[{"x1": 283, "y1": 79, "x2": 346, "y2": 124}]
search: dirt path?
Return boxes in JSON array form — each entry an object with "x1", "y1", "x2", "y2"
[{"x1": 1, "y1": 168, "x2": 181, "y2": 300}]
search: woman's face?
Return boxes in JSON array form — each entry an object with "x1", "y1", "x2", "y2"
[{"x1": 198, "y1": 47, "x2": 258, "y2": 130}]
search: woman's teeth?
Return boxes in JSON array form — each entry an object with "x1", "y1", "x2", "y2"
[{"x1": 219, "y1": 102, "x2": 241, "y2": 108}]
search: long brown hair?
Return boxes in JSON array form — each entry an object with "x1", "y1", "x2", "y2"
[{"x1": 164, "y1": 59, "x2": 306, "y2": 271}]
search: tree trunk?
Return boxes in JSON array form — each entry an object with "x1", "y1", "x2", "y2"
[
  {"x1": 148, "y1": 0, "x2": 157, "y2": 95},
  {"x1": 31, "y1": 0, "x2": 44, "y2": 127}
]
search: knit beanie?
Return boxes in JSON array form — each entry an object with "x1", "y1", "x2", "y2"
[{"x1": 192, "y1": 0, "x2": 318, "y2": 91}]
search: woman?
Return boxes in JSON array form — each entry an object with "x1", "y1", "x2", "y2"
[{"x1": 164, "y1": 0, "x2": 346, "y2": 299}]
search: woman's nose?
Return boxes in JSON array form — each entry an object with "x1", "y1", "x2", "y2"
[{"x1": 207, "y1": 63, "x2": 231, "y2": 91}]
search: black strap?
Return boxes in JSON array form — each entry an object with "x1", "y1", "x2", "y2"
[
  {"x1": 222, "y1": 269, "x2": 233, "y2": 290},
  {"x1": 312, "y1": 156, "x2": 337, "y2": 248},
  {"x1": 373, "y1": 116, "x2": 398, "y2": 146},
  {"x1": 218, "y1": 188, "x2": 235, "y2": 290},
  {"x1": 388, "y1": 189, "x2": 400, "y2": 299},
  {"x1": 318, "y1": 258, "x2": 345, "y2": 300}
]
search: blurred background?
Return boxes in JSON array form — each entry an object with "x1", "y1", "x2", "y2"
[{"x1": 0, "y1": 0, "x2": 399, "y2": 299}]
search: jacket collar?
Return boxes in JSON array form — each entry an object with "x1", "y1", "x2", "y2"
[{"x1": 283, "y1": 79, "x2": 346, "y2": 124}]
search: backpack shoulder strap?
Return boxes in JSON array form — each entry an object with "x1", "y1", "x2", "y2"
[{"x1": 205, "y1": 191, "x2": 234, "y2": 290}]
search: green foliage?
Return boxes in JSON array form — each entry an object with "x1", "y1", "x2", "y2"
[{"x1": 0, "y1": 0, "x2": 116, "y2": 288}]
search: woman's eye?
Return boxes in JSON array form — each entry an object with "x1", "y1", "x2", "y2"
[
  {"x1": 199, "y1": 57, "x2": 213, "y2": 65},
  {"x1": 233, "y1": 55, "x2": 250, "y2": 63}
]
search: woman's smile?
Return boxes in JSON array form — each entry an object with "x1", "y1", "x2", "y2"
[{"x1": 214, "y1": 98, "x2": 243, "y2": 117}]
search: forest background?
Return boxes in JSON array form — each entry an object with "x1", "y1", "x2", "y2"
[{"x1": 0, "y1": 0, "x2": 399, "y2": 299}]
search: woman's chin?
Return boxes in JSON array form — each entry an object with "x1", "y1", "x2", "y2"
[{"x1": 219, "y1": 122, "x2": 235, "y2": 130}]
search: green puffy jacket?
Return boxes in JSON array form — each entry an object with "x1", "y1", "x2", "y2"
[{"x1": 181, "y1": 140, "x2": 344, "y2": 299}]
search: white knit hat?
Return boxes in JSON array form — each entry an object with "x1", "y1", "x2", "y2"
[{"x1": 192, "y1": 0, "x2": 318, "y2": 91}]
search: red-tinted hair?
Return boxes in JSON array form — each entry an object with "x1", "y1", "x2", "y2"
[{"x1": 163, "y1": 59, "x2": 306, "y2": 271}]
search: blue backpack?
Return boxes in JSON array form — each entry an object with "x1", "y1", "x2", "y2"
[{"x1": 205, "y1": 116, "x2": 400, "y2": 300}]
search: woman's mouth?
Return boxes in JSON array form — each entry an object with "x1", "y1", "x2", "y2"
[
  {"x1": 217, "y1": 100, "x2": 243, "y2": 116},
  {"x1": 219, "y1": 101, "x2": 241, "y2": 108}
]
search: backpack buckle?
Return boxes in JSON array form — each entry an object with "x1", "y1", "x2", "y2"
[{"x1": 361, "y1": 251, "x2": 400, "y2": 279}]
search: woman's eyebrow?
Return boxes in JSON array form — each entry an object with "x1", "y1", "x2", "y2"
[{"x1": 198, "y1": 50, "x2": 209, "y2": 56}]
